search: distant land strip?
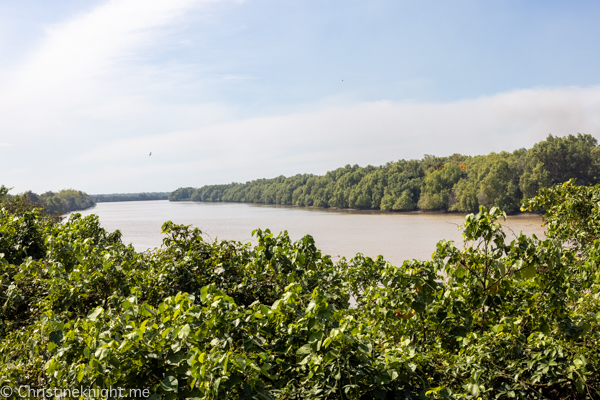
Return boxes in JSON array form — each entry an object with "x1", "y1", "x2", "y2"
[
  {"x1": 0, "y1": 187, "x2": 95, "y2": 215},
  {"x1": 170, "y1": 134, "x2": 600, "y2": 214},
  {"x1": 91, "y1": 192, "x2": 171, "y2": 202}
]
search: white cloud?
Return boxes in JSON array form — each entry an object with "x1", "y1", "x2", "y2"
[
  {"x1": 0, "y1": 0, "x2": 230, "y2": 138},
  {"x1": 68, "y1": 85, "x2": 600, "y2": 192}
]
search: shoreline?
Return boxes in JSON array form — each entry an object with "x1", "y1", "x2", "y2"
[{"x1": 167, "y1": 199, "x2": 542, "y2": 217}]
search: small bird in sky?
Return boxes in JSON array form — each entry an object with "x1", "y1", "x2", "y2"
[{"x1": 149, "y1": 152, "x2": 152, "y2": 156}]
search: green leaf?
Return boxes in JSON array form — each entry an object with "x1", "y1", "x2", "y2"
[
  {"x1": 573, "y1": 356, "x2": 586, "y2": 368},
  {"x1": 49, "y1": 330, "x2": 63, "y2": 344},
  {"x1": 358, "y1": 343, "x2": 372, "y2": 355},
  {"x1": 171, "y1": 341, "x2": 182, "y2": 352},
  {"x1": 160, "y1": 375, "x2": 178, "y2": 393},
  {"x1": 540, "y1": 319, "x2": 550, "y2": 335},
  {"x1": 234, "y1": 357, "x2": 247, "y2": 370},
  {"x1": 95, "y1": 347, "x2": 109, "y2": 360},
  {"x1": 298, "y1": 355, "x2": 311, "y2": 365},
  {"x1": 257, "y1": 389, "x2": 275, "y2": 400},
  {"x1": 521, "y1": 265, "x2": 536, "y2": 279},
  {"x1": 167, "y1": 352, "x2": 185, "y2": 366},
  {"x1": 296, "y1": 344, "x2": 313, "y2": 356},
  {"x1": 178, "y1": 324, "x2": 191, "y2": 339},
  {"x1": 411, "y1": 300, "x2": 426, "y2": 313},
  {"x1": 576, "y1": 378, "x2": 585, "y2": 393},
  {"x1": 87, "y1": 307, "x2": 103, "y2": 321}
]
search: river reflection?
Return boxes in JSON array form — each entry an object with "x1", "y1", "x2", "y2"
[{"x1": 71, "y1": 201, "x2": 545, "y2": 266}]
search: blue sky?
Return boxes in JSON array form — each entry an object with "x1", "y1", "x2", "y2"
[{"x1": 1, "y1": 0, "x2": 600, "y2": 193}]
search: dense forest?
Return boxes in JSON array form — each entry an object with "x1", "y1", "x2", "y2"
[
  {"x1": 1, "y1": 181, "x2": 598, "y2": 398},
  {"x1": 91, "y1": 192, "x2": 170, "y2": 202},
  {"x1": 170, "y1": 134, "x2": 600, "y2": 214},
  {"x1": 0, "y1": 186, "x2": 95, "y2": 215}
]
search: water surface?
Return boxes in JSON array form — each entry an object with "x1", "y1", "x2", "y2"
[{"x1": 72, "y1": 201, "x2": 545, "y2": 266}]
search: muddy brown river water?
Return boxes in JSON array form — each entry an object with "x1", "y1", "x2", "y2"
[{"x1": 71, "y1": 200, "x2": 546, "y2": 266}]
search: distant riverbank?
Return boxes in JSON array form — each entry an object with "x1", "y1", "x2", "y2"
[
  {"x1": 170, "y1": 134, "x2": 599, "y2": 215},
  {"x1": 91, "y1": 192, "x2": 170, "y2": 202}
]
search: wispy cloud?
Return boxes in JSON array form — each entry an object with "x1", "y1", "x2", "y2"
[
  {"x1": 0, "y1": 0, "x2": 231, "y2": 138},
  {"x1": 68, "y1": 85, "x2": 600, "y2": 192}
]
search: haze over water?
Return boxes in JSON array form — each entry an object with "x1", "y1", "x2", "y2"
[{"x1": 73, "y1": 200, "x2": 546, "y2": 266}]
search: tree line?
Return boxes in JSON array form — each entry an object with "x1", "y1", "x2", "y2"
[
  {"x1": 91, "y1": 192, "x2": 170, "y2": 202},
  {"x1": 170, "y1": 133, "x2": 600, "y2": 213},
  {"x1": 0, "y1": 186, "x2": 95, "y2": 216}
]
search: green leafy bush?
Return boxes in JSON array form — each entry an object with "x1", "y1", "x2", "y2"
[{"x1": 1, "y1": 183, "x2": 599, "y2": 399}]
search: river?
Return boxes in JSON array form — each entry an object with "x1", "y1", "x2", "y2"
[{"x1": 71, "y1": 201, "x2": 546, "y2": 266}]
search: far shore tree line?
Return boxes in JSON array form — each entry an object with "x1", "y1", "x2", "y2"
[
  {"x1": 0, "y1": 189, "x2": 172, "y2": 216},
  {"x1": 170, "y1": 134, "x2": 600, "y2": 214},
  {"x1": 91, "y1": 192, "x2": 170, "y2": 202},
  {"x1": 0, "y1": 187, "x2": 95, "y2": 216}
]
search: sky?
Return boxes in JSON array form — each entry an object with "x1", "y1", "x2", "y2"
[{"x1": 1, "y1": 0, "x2": 600, "y2": 194}]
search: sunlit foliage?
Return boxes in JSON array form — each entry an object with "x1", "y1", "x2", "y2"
[{"x1": 1, "y1": 181, "x2": 599, "y2": 398}]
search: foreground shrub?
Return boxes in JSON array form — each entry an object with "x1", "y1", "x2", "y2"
[{"x1": 1, "y1": 183, "x2": 599, "y2": 399}]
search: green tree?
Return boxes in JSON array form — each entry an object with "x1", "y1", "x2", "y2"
[
  {"x1": 477, "y1": 159, "x2": 521, "y2": 213},
  {"x1": 448, "y1": 178, "x2": 478, "y2": 212},
  {"x1": 417, "y1": 162, "x2": 462, "y2": 210},
  {"x1": 519, "y1": 161, "x2": 551, "y2": 198},
  {"x1": 528, "y1": 133, "x2": 599, "y2": 185},
  {"x1": 392, "y1": 189, "x2": 415, "y2": 211}
]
